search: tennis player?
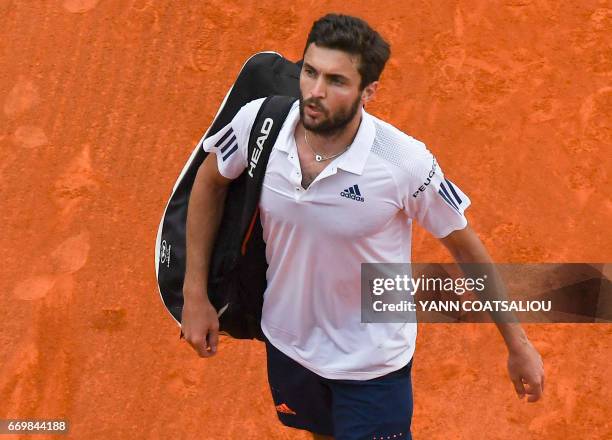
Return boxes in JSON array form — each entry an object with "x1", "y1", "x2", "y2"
[{"x1": 181, "y1": 14, "x2": 545, "y2": 440}]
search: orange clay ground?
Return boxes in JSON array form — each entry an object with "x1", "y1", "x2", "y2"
[{"x1": 1, "y1": 1, "x2": 610, "y2": 439}]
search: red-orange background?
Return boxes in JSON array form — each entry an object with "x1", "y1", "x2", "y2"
[{"x1": 1, "y1": 1, "x2": 610, "y2": 439}]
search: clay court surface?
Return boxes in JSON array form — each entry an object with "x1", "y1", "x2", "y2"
[{"x1": 1, "y1": 0, "x2": 610, "y2": 438}]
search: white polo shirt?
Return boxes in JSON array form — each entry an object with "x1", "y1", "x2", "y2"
[{"x1": 203, "y1": 98, "x2": 471, "y2": 380}]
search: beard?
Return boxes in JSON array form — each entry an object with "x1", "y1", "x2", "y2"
[{"x1": 299, "y1": 93, "x2": 362, "y2": 136}]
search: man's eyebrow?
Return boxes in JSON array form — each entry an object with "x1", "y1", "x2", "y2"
[
  {"x1": 327, "y1": 73, "x2": 348, "y2": 81},
  {"x1": 303, "y1": 62, "x2": 349, "y2": 81},
  {"x1": 303, "y1": 62, "x2": 317, "y2": 72}
]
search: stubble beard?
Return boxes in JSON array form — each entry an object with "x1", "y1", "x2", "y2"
[{"x1": 299, "y1": 93, "x2": 362, "y2": 137}]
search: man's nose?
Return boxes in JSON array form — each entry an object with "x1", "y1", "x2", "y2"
[{"x1": 310, "y1": 76, "x2": 326, "y2": 99}]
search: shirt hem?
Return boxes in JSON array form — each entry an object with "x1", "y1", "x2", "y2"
[{"x1": 261, "y1": 323, "x2": 416, "y2": 381}]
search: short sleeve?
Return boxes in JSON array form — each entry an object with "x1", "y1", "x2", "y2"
[
  {"x1": 200, "y1": 98, "x2": 266, "y2": 180},
  {"x1": 403, "y1": 150, "x2": 471, "y2": 238}
]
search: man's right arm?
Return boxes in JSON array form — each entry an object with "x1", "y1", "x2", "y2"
[
  {"x1": 180, "y1": 97, "x2": 265, "y2": 357},
  {"x1": 181, "y1": 153, "x2": 232, "y2": 358}
]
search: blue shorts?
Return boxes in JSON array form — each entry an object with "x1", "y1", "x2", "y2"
[{"x1": 264, "y1": 334, "x2": 414, "y2": 440}]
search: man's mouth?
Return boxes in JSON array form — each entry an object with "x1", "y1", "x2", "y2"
[{"x1": 305, "y1": 102, "x2": 324, "y2": 117}]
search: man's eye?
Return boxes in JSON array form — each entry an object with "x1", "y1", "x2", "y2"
[
  {"x1": 305, "y1": 69, "x2": 315, "y2": 77},
  {"x1": 331, "y1": 78, "x2": 343, "y2": 85}
]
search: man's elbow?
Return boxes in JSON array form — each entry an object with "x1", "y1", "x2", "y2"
[{"x1": 438, "y1": 225, "x2": 491, "y2": 262}]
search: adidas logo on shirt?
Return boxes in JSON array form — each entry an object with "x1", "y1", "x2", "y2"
[{"x1": 340, "y1": 184, "x2": 365, "y2": 202}]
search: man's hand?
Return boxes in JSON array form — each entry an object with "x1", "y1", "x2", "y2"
[
  {"x1": 507, "y1": 340, "x2": 545, "y2": 402},
  {"x1": 180, "y1": 291, "x2": 220, "y2": 358}
]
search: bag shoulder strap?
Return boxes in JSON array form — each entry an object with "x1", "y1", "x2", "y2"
[
  {"x1": 246, "y1": 95, "x2": 297, "y2": 180},
  {"x1": 239, "y1": 96, "x2": 297, "y2": 250}
]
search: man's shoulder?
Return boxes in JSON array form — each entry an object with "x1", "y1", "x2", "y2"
[
  {"x1": 367, "y1": 114, "x2": 433, "y2": 177},
  {"x1": 228, "y1": 97, "x2": 271, "y2": 139},
  {"x1": 239, "y1": 97, "x2": 268, "y2": 118}
]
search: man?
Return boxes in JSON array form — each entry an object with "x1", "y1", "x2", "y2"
[{"x1": 181, "y1": 14, "x2": 545, "y2": 440}]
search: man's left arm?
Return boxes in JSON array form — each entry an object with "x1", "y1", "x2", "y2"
[{"x1": 439, "y1": 225, "x2": 545, "y2": 402}]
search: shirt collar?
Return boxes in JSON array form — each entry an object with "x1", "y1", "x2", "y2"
[
  {"x1": 275, "y1": 102, "x2": 375, "y2": 176},
  {"x1": 334, "y1": 108, "x2": 375, "y2": 175}
]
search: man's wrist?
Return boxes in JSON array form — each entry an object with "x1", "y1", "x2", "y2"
[
  {"x1": 497, "y1": 322, "x2": 530, "y2": 354},
  {"x1": 507, "y1": 335, "x2": 531, "y2": 355},
  {"x1": 183, "y1": 281, "x2": 209, "y2": 303}
]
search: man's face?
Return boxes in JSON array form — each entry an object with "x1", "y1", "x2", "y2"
[{"x1": 299, "y1": 43, "x2": 365, "y2": 135}]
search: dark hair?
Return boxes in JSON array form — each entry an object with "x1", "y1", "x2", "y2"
[{"x1": 304, "y1": 14, "x2": 391, "y2": 90}]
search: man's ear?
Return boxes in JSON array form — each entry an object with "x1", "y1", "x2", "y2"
[{"x1": 361, "y1": 81, "x2": 379, "y2": 104}]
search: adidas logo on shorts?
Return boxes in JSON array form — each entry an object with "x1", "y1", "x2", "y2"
[
  {"x1": 340, "y1": 184, "x2": 365, "y2": 202},
  {"x1": 275, "y1": 403, "x2": 297, "y2": 415}
]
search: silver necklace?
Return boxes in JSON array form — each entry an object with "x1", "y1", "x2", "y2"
[{"x1": 304, "y1": 130, "x2": 350, "y2": 162}]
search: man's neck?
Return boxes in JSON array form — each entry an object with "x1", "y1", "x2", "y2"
[{"x1": 298, "y1": 111, "x2": 363, "y2": 157}]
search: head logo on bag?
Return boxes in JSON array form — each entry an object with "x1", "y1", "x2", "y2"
[{"x1": 248, "y1": 117, "x2": 274, "y2": 178}]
